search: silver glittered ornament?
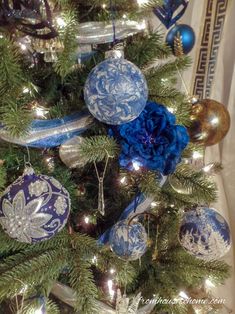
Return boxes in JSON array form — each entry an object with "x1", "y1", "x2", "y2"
[{"x1": 59, "y1": 136, "x2": 87, "y2": 169}]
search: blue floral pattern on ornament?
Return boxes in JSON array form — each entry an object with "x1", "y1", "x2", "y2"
[
  {"x1": 84, "y1": 58, "x2": 148, "y2": 125},
  {"x1": 0, "y1": 167, "x2": 71, "y2": 243},
  {"x1": 179, "y1": 207, "x2": 231, "y2": 261},
  {"x1": 109, "y1": 220, "x2": 147, "y2": 261},
  {"x1": 111, "y1": 101, "x2": 189, "y2": 175}
]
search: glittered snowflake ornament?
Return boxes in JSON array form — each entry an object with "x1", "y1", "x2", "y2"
[{"x1": 0, "y1": 166, "x2": 70, "y2": 243}]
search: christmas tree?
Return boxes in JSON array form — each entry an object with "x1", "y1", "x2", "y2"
[{"x1": 0, "y1": 1, "x2": 231, "y2": 313}]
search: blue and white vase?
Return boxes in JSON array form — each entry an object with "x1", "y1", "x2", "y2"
[
  {"x1": 179, "y1": 207, "x2": 231, "y2": 260},
  {"x1": 109, "y1": 220, "x2": 147, "y2": 260},
  {"x1": 0, "y1": 166, "x2": 71, "y2": 243},
  {"x1": 84, "y1": 58, "x2": 148, "y2": 125}
]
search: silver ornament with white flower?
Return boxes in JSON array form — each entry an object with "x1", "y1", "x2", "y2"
[{"x1": 0, "y1": 166, "x2": 71, "y2": 243}]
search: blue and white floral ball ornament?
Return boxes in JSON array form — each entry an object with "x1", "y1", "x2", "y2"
[
  {"x1": 109, "y1": 220, "x2": 147, "y2": 261},
  {"x1": 84, "y1": 57, "x2": 148, "y2": 125},
  {"x1": 179, "y1": 207, "x2": 231, "y2": 261},
  {"x1": 0, "y1": 166, "x2": 71, "y2": 243}
]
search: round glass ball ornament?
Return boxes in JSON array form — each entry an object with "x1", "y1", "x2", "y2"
[
  {"x1": 166, "y1": 24, "x2": 195, "y2": 55},
  {"x1": 188, "y1": 99, "x2": 230, "y2": 146},
  {"x1": 109, "y1": 220, "x2": 148, "y2": 260},
  {"x1": 84, "y1": 57, "x2": 148, "y2": 125},
  {"x1": 179, "y1": 207, "x2": 231, "y2": 261},
  {"x1": 0, "y1": 166, "x2": 71, "y2": 243}
]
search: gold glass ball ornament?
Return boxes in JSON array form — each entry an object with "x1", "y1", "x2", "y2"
[{"x1": 188, "y1": 99, "x2": 230, "y2": 146}]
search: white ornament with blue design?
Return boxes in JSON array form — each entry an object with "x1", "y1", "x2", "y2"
[
  {"x1": 179, "y1": 207, "x2": 231, "y2": 261},
  {"x1": 0, "y1": 166, "x2": 71, "y2": 243},
  {"x1": 109, "y1": 220, "x2": 148, "y2": 261},
  {"x1": 84, "y1": 57, "x2": 148, "y2": 125}
]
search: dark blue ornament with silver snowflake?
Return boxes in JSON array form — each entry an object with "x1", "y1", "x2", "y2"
[
  {"x1": 153, "y1": 0, "x2": 189, "y2": 29},
  {"x1": 0, "y1": 167, "x2": 71, "y2": 243},
  {"x1": 166, "y1": 24, "x2": 195, "y2": 55},
  {"x1": 109, "y1": 220, "x2": 147, "y2": 260},
  {"x1": 179, "y1": 207, "x2": 231, "y2": 261},
  {"x1": 84, "y1": 58, "x2": 148, "y2": 125}
]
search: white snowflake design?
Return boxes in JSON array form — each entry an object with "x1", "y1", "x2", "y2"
[
  {"x1": 54, "y1": 196, "x2": 67, "y2": 215},
  {"x1": 28, "y1": 180, "x2": 49, "y2": 197},
  {"x1": 0, "y1": 190, "x2": 52, "y2": 243}
]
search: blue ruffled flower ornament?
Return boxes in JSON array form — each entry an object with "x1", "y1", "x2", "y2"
[{"x1": 112, "y1": 101, "x2": 189, "y2": 175}]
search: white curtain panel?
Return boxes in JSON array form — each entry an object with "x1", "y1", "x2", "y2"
[{"x1": 151, "y1": 0, "x2": 235, "y2": 312}]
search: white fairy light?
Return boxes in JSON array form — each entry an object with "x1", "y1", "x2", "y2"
[
  {"x1": 120, "y1": 176, "x2": 127, "y2": 184},
  {"x1": 102, "y1": 3, "x2": 107, "y2": 9},
  {"x1": 35, "y1": 107, "x2": 47, "y2": 118},
  {"x1": 151, "y1": 202, "x2": 158, "y2": 208},
  {"x1": 107, "y1": 279, "x2": 115, "y2": 299},
  {"x1": 110, "y1": 268, "x2": 116, "y2": 274},
  {"x1": 179, "y1": 291, "x2": 189, "y2": 299},
  {"x1": 203, "y1": 164, "x2": 214, "y2": 173},
  {"x1": 22, "y1": 87, "x2": 30, "y2": 94},
  {"x1": 19, "y1": 284, "x2": 28, "y2": 294},
  {"x1": 84, "y1": 216, "x2": 90, "y2": 224},
  {"x1": 34, "y1": 307, "x2": 43, "y2": 314},
  {"x1": 167, "y1": 107, "x2": 175, "y2": 113},
  {"x1": 211, "y1": 117, "x2": 219, "y2": 126},
  {"x1": 137, "y1": 0, "x2": 149, "y2": 6},
  {"x1": 19, "y1": 43, "x2": 27, "y2": 51},
  {"x1": 92, "y1": 255, "x2": 97, "y2": 264},
  {"x1": 123, "y1": 14, "x2": 127, "y2": 19},
  {"x1": 132, "y1": 160, "x2": 141, "y2": 171},
  {"x1": 56, "y1": 17, "x2": 66, "y2": 27},
  {"x1": 205, "y1": 278, "x2": 215, "y2": 288},
  {"x1": 192, "y1": 151, "x2": 203, "y2": 160},
  {"x1": 137, "y1": 19, "x2": 146, "y2": 30}
]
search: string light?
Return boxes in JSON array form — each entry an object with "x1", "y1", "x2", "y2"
[
  {"x1": 137, "y1": 0, "x2": 149, "y2": 6},
  {"x1": 132, "y1": 160, "x2": 141, "y2": 171},
  {"x1": 34, "y1": 307, "x2": 43, "y2": 314},
  {"x1": 107, "y1": 279, "x2": 115, "y2": 299},
  {"x1": 110, "y1": 268, "x2": 116, "y2": 274},
  {"x1": 19, "y1": 43, "x2": 27, "y2": 51},
  {"x1": 84, "y1": 216, "x2": 90, "y2": 224},
  {"x1": 205, "y1": 278, "x2": 215, "y2": 288},
  {"x1": 192, "y1": 151, "x2": 203, "y2": 160},
  {"x1": 92, "y1": 255, "x2": 98, "y2": 264},
  {"x1": 151, "y1": 202, "x2": 158, "y2": 208},
  {"x1": 102, "y1": 3, "x2": 107, "y2": 9},
  {"x1": 19, "y1": 284, "x2": 28, "y2": 294},
  {"x1": 203, "y1": 164, "x2": 214, "y2": 173},
  {"x1": 179, "y1": 291, "x2": 189, "y2": 299},
  {"x1": 56, "y1": 17, "x2": 66, "y2": 27},
  {"x1": 120, "y1": 176, "x2": 127, "y2": 184},
  {"x1": 22, "y1": 87, "x2": 30, "y2": 94}
]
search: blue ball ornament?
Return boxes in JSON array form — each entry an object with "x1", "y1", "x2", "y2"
[
  {"x1": 179, "y1": 207, "x2": 231, "y2": 261},
  {"x1": 166, "y1": 24, "x2": 195, "y2": 55},
  {"x1": 0, "y1": 166, "x2": 71, "y2": 243},
  {"x1": 109, "y1": 220, "x2": 147, "y2": 260},
  {"x1": 84, "y1": 57, "x2": 148, "y2": 125}
]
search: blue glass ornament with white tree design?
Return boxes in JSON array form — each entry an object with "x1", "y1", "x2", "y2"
[{"x1": 179, "y1": 207, "x2": 231, "y2": 261}]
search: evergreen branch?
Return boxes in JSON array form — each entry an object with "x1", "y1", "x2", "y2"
[
  {"x1": 54, "y1": 11, "x2": 79, "y2": 79},
  {"x1": 0, "y1": 102, "x2": 32, "y2": 137},
  {"x1": 139, "y1": 171, "x2": 161, "y2": 197},
  {"x1": 80, "y1": 136, "x2": 120, "y2": 163},
  {"x1": 0, "y1": 165, "x2": 6, "y2": 192},
  {"x1": 170, "y1": 164, "x2": 218, "y2": 204},
  {"x1": 69, "y1": 258, "x2": 98, "y2": 313},
  {"x1": 0, "y1": 37, "x2": 26, "y2": 101}
]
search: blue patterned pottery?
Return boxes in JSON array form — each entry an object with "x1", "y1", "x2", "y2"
[
  {"x1": 179, "y1": 207, "x2": 231, "y2": 260},
  {"x1": 109, "y1": 220, "x2": 147, "y2": 260},
  {"x1": 0, "y1": 167, "x2": 71, "y2": 243},
  {"x1": 84, "y1": 58, "x2": 148, "y2": 125}
]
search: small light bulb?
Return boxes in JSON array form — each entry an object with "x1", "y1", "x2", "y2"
[
  {"x1": 211, "y1": 117, "x2": 219, "y2": 126},
  {"x1": 34, "y1": 308, "x2": 43, "y2": 314},
  {"x1": 123, "y1": 14, "x2": 127, "y2": 19},
  {"x1": 110, "y1": 268, "x2": 116, "y2": 274},
  {"x1": 132, "y1": 160, "x2": 141, "y2": 171},
  {"x1": 192, "y1": 151, "x2": 203, "y2": 160},
  {"x1": 107, "y1": 279, "x2": 115, "y2": 299},
  {"x1": 167, "y1": 107, "x2": 175, "y2": 113},
  {"x1": 203, "y1": 164, "x2": 214, "y2": 173},
  {"x1": 19, "y1": 43, "x2": 27, "y2": 51},
  {"x1": 84, "y1": 216, "x2": 90, "y2": 224},
  {"x1": 151, "y1": 202, "x2": 158, "y2": 208},
  {"x1": 92, "y1": 256, "x2": 97, "y2": 264},
  {"x1": 22, "y1": 87, "x2": 30, "y2": 94},
  {"x1": 56, "y1": 17, "x2": 66, "y2": 27},
  {"x1": 205, "y1": 279, "x2": 215, "y2": 288},
  {"x1": 179, "y1": 291, "x2": 189, "y2": 299},
  {"x1": 120, "y1": 176, "x2": 127, "y2": 184},
  {"x1": 137, "y1": 20, "x2": 146, "y2": 30},
  {"x1": 102, "y1": 3, "x2": 107, "y2": 9},
  {"x1": 137, "y1": 0, "x2": 149, "y2": 6}
]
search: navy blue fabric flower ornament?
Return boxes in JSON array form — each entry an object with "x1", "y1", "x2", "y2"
[{"x1": 113, "y1": 101, "x2": 189, "y2": 175}]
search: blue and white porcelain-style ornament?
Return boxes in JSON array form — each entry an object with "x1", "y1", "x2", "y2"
[
  {"x1": 109, "y1": 220, "x2": 147, "y2": 260},
  {"x1": 84, "y1": 57, "x2": 148, "y2": 125},
  {"x1": 179, "y1": 207, "x2": 231, "y2": 261},
  {"x1": 0, "y1": 166, "x2": 71, "y2": 243}
]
